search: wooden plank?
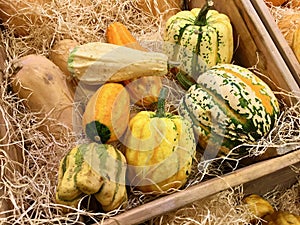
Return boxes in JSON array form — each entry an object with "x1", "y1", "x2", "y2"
[
  {"x1": 251, "y1": 0, "x2": 300, "y2": 87},
  {"x1": 100, "y1": 149, "x2": 300, "y2": 225},
  {"x1": 243, "y1": 161, "x2": 300, "y2": 196}
]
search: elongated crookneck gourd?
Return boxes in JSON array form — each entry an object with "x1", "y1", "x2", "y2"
[
  {"x1": 106, "y1": 22, "x2": 162, "y2": 107},
  {"x1": 124, "y1": 87, "x2": 196, "y2": 193},
  {"x1": 106, "y1": 22, "x2": 147, "y2": 51},
  {"x1": 56, "y1": 143, "x2": 128, "y2": 212},
  {"x1": 164, "y1": 3, "x2": 233, "y2": 78},
  {"x1": 68, "y1": 42, "x2": 168, "y2": 84},
  {"x1": 82, "y1": 83, "x2": 130, "y2": 143},
  {"x1": 178, "y1": 64, "x2": 280, "y2": 158}
]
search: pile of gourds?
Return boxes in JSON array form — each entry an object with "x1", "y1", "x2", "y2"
[{"x1": 10, "y1": 2, "x2": 280, "y2": 213}]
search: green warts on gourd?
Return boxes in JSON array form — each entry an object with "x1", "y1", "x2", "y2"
[{"x1": 85, "y1": 121, "x2": 111, "y2": 144}]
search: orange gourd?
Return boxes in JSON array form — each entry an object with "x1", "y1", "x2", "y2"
[
  {"x1": 106, "y1": 22, "x2": 162, "y2": 107},
  {"x1": 82, "y1": 83, "x2": 130, "y2": 144},
  {"x1": 106, "y1": 22, "x2": 146, "y2": 51},
  {"x1": 290, "y1": 0, "x2": 300, "y2": 8}
]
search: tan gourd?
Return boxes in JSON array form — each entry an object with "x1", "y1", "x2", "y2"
[
  {"x1": 242, "y1": 194, "x2": 275, "y2": 219},
  {"x1": 49, "y1": 39, "x2": 79, "y2": 77},
  {"x1": 264, "y1": 211, "x2": 300, "y2": 225},
  {"x1": 12, "y1": 54, "x2": 74, "y2": 137},
  {"x1": 0, "y1": 0, "x2": 50, "y2": 36}
]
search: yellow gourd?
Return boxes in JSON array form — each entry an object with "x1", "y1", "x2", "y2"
[{"x1": 124, "y1": 87, "x2": 196, "y2": 193}]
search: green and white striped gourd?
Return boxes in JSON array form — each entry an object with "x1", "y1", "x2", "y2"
[
  {"x1": 164, "y1": 4, "x2": 233, "y2": 78},
  {"x1": 179, "y1": 64, "x2": 280, "y2": 157}
]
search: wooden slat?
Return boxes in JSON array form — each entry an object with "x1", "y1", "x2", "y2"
[
  {"x1": 100, "y1": 149, "x2": 300, "y2": 225},
  {"x1": 243, "y1": 161, "x2": 300, "y2": 196},
  {"x1": 251, "y1": 0, "x2": 300, "y2": 86}
]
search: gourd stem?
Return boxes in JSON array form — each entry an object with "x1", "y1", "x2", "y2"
[
  {"x1": 176, "y1": 71, "x2": 197, "y2": 90},
  {"x1": 194, "y1": 0, "x2": 213, "y2": 26},
  {"x1": 156, "y1": 87, "x2": 168, "y2": 118}
]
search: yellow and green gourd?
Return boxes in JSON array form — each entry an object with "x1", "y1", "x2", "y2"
[
  {"x1": 179, "y1": 64, "x2": 280, "y2": 157},
  {"x1": 55, "y1": 143, "x2": 128, "y2": 212},
  {"x1": 124, "y1": 87, "x2": 196, "y2": 193},
  {"x1": 164, "y1": 3, "x2": 233, "y2": 78}
]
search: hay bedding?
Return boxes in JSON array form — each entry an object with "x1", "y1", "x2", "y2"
[{"x1": 0, "y1": 0, "x2": 299, "y2": 224}]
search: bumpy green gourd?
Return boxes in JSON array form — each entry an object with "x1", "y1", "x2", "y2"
[
  {"x1": 55, "y1": 143, "x2": 127, "y2": 212},
  {"x1": 179, "y1": 64, "x2": 280, "y2": 157}
]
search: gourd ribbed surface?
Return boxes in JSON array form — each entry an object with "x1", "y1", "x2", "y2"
[{"x1": 179, "y1": 64, "x2": 280, "y2": 156}]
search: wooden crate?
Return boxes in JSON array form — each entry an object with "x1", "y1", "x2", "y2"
[
  {"x1": 251, "y1": 0, "x2": 300, "y2": 87},
  {"x1": 95, "y1": 1, "x2": 300, "y2": 224}
]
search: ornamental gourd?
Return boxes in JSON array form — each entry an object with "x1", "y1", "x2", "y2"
[
  {"x1": 179, "y1": 64, "x2": 280, "y2": 157},
  {"x1": 68, "y1": 42, "x2": 168, "y2": 84},
  {"x1": 56, "y1": 143, "x2": 128, "y2": 212},
  {"x1": 12, "y1": 54, "x2": 74, "y2": 138},
  {"x1": 124, "y1": 87, "x2": 196, "y2": 193},
  {"x1": 82, "y1": 83, "x2": 130, "y2": 143},
  {"x1": 242, "y1": 194, "x2": 275, "y2": 220},
  {"x1": 163, "y1": 3, "x2": 233, "y2": 78}
]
